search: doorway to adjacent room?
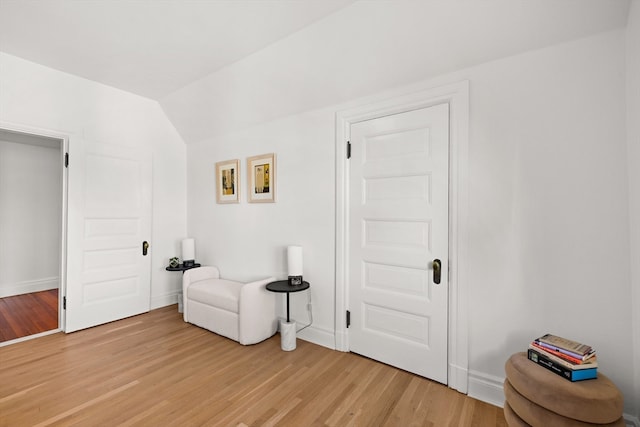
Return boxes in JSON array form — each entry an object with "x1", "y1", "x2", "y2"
[{"x1": 0, "y1": 127, "x2": 66, "y2": 344}]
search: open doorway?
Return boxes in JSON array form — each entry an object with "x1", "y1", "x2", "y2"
[{"x1": 0, "y1": 127, "x2": 67, "y2": 344}]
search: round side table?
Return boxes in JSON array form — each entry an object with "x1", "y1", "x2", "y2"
[
  {"x1": 266, "y1": 280, "x2": 310, "y2": 351},
  {"x1": 165, "y1": 263, "x2": 201, "y2": 273}
]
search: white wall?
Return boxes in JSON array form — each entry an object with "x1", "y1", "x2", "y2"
[
  {"x1": 626, "y1": 0, "x2": 640, "y2": 422},
  {"x1": 0, "y1": 52, "x2": 188, "y2": 310},
  {"x1": 180, "y1": 29, "x2": 638, "y2": 415},
  {"x1": 187, "y1": 109, "x2": 336, "y2": 345},
  {"x1": 462, "y1": 29, "x2": 632, "y2": 410},
  {"x1": 0, "y1": 135, "x2": 61, "y2": 297}
]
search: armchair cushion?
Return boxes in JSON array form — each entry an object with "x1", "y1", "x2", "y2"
[{"x1": 188, "y1": 279, "x2": 241, "y2": 313}]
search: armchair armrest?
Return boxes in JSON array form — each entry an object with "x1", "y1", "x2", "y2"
[
  {"x1": 183, "y1": 266, "x2": 220, "y2": 287},
  {"x1": 238, "y1": 277, "x2": 277, "y2": 345},
  {"x1": 182, "y1": 266, "x2": 220, "y2": 321}
]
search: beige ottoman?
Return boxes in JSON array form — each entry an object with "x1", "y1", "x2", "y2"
[
  {"x1": 504, "y1": 352, "x2": 624, "y2": 426},
  {"x1": 504, "y1": 401, "x2": 530, "y2": 427}
]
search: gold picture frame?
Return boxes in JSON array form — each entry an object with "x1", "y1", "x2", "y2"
[
  {"x1": 215, "y1": 159, "x2": 240, "y2": 204},
  {"x1": 247, "y1": 153, "x2": 276, "y2": 203}
]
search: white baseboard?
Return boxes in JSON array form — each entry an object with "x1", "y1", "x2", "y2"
[
  {"x1": 274, "y1": 317, "x2": 336, "y2": 350},
  {"x1": 624, "y1": 414, "x2": 640, "y2": 427},
  {"x1": 467, "y1": 370, "x2": 505, "y2": 408},
  {"x1": 297, "y1": 325, "x2": 336, "y2": 350},
  {"x1": 150, "y1": 292, "x2": 179, "y2": 310},
  {"x1": 0, "y1": 328, "x2": 60, "y2": 347},
  {"x1": 0, "y1": 277, "x2": 58, "y2": 298}
]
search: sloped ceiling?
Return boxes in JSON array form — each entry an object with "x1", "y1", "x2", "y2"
[
  {"x1": 0, "y1": 0, "x2": 631, "y2": 144},
  {"x1": 0, "y1": 0, "x2": 356, "y2": 99},
  {"x1": 159, "y1": 0, "x2": 631, "y2": 143}
]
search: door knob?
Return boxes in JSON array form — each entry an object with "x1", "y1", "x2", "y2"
[
  {"x1": 433, "y1": 259, "x2": 441, "y2": 284},
  {"x1": 142, "y1": 241, "x2": 149, "y2": 256}
]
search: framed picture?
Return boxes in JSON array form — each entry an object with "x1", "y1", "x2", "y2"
[
  {"x1": 215, "y1": 159, "x2": 240, "y2": 204},
  {"x1": 247, "y1": 153, "x2": 276, "y2": 203}
]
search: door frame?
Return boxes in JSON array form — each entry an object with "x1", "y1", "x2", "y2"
[
  {"x1": 334, "y1": 80, "x2": 469, "y2": 393},
  {"x1": 0, "y1": 121, "x2": 69, "y2": 337}
]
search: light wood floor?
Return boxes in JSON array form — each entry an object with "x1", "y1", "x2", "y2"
[{"x1": 0, "y1": 306, "x2": 507, "y2": 426}]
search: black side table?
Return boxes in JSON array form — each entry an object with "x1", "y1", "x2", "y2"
[
  {"x1": 165, "y1": 263, "x2": 201, "y2": 273},
  {"x1": 266, "y1": 280, "x2": 310, "y2": 323},
  {"x1": 266, "y1": 280, "x2": 310, "y2": 351}
]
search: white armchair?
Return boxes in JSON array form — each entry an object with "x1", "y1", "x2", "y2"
[{"x1": 182, "y1": 266, "x2": 277, "y2": 345}]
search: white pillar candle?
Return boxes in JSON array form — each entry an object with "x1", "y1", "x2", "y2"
[
  {"x1": 182, "y1": 238, "x2": 195, "y2": 261},
  {"x1": 287, "y1": 245, "x2": 303, "y2": 276}
]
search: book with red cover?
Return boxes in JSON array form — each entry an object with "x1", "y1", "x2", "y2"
[
  {"x1": 530, "y1": 342, "x2": 586, "y2": 365},
  {"x1": 528, "y1": 344, "x2": 598, "y2": 370}
]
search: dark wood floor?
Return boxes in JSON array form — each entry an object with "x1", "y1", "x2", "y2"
[
  {"x1": 0, "y1": 289, "x2": 58, "y2": 342},
  {"x1": 0, "y1": 306, "x2": 507, "y2": 426}
]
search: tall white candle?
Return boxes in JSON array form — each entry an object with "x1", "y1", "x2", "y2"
[
  {"x1": 287, "y1": 245, "x2": 303, "y2": 277},
  {"x1": 182, "y1": 238, "x2": 195, "y2": 261}
]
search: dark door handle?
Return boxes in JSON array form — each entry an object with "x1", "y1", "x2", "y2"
[
  {"x1": 433, "y1": 259, "x2": 441, "y2": 284},
  {"x1": 142, "y1": 241, "x2": 149, "y2": 256}
]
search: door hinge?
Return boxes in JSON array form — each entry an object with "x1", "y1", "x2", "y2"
[
  {"x1": 346, "y1": 141, "x2": 351, "y2": 159},
  {"x1": 346, "y1": 310, "x2": 351, "y2": 328},
  {"x1": 64, "y1": 152, "x2": 69, "y2": 168},
  {"x1": 63, "y1": 296, "x2": 67, "y2": 310}
]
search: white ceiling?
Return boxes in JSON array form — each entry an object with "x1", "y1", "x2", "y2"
[
  {"x1": 0, "y1": 0, "x2": 355, "y2": 100},
  {"x1": 157, "y1": 0, "x2": 631, "y2": 142},
  {"x1": 0, "y1": 0, "x2": 632, "y2": 113}
]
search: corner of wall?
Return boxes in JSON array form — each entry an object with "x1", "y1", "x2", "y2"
[
  {"x1": 467, "y1": 370, "x2": 505, "y2": 408},
  {"x1": 627, "y1": 0, "x2": 640, "y2": 420},
  {"x1": 297, "y1": 325, "x2": 336, "y2": 350}
]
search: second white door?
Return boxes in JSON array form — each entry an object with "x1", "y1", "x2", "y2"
[
  {"x1": 348, "y1": 103, "x2": 449, "y2": 383},
  {"x1": 66, "y1": 141, "x2": 152, "y2": 332}
]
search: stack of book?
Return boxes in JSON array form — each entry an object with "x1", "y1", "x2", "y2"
[{"x1": 527, "y1": 333, "x2": 598, "y2": 382}]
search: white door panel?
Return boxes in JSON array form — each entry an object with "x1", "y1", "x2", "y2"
[
  {"x1": 349, "y1": 103, "x2": 449, "y2": 383},
  {"x1": 66, "y1": 141, "x2": 151, "y2": 332}
]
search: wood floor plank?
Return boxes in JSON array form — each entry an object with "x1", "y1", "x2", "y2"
[{"x1": 0, "y1": 306, "x2": 507, "y2": 426}]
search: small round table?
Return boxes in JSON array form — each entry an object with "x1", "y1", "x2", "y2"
[
  {"x1": 165, "y1": 263, "x2": 201, "y2": 273},
  {"x1": 266, "y1": 280, "x2": 310, "y2": 351},
  {"x1": 266, "y1": 280, "x2": 310, "y2": 322}
]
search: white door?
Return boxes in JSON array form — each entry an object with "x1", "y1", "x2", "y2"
[
  {"x1": 348, "y1": 103, "x2": 449, "y2": 383},
  {"x1": 65, "y1": 141, "x2": 152, "y2": 332}
]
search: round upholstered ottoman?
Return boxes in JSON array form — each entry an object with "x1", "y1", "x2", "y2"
[
  {"x1": 504, "y1": 352, "x2": 624, "y2": 426},
  {"x1": 504, "y1": 379, "x2": 625, "y2": 426},
  {"x1": 504, "y1": 401, "x2": 530, "y2": 427}
]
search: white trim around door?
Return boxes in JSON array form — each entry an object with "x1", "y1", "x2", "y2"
[{"x1": 334, "y1": 80, "x2": 470, "y2": 393}]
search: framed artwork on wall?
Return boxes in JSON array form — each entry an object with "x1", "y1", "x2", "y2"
[
  {"x1": 215, "y1": 159, "x2": 240, "y2": 204},
  {"x1": 247, "y1": 153, "x2": 276, "y2": 203}
]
